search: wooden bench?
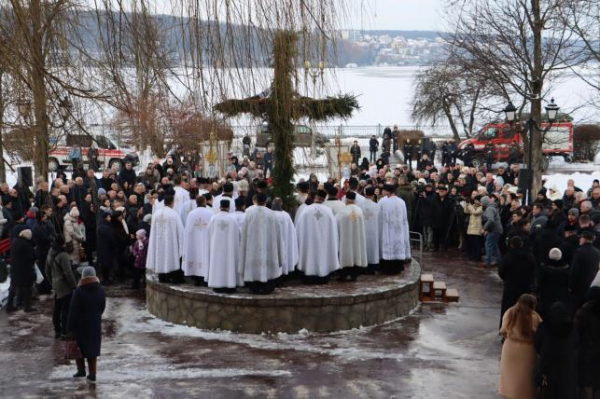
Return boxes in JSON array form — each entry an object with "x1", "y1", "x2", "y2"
[
  {"x1": 445, "y1": 288, "x2": 459, "y2": 303},
  {"x1": 419, "y1": 274, "x2": 434, "y2": 302},
  {"x1": 433, "y1": 281, "x2": 447, "y2": 301}
]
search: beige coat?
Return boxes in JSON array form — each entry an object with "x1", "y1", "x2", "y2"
[
  {"x1": 464, "y1": 203, "x2": 483, "y2": 236},
  {"x1": 63, "y1": 210, "x2": 84, "y2": 264},
  {"x1": 499, "y1": 307, "x2": 542, "y2": 399}
]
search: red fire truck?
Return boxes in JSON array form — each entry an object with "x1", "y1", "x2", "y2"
[{"x1": 457, "y1": 121, "x2": 573, "y2": 169}]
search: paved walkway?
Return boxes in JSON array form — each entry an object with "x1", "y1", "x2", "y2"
[{"x1": 0, "y1": 251, "x2": 503, "y2": 398}]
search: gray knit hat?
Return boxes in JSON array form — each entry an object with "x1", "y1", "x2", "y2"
[
  {"x1": 568, "y1": 208, "x2": 580, "y2": 218},
  {"x1": 81, "y1": 266, "x2": 96, "y2": 278}
]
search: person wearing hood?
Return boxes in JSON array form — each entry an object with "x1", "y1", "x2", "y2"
[
  {"x1": 96, "y1": 211, "x2": 116, "y2": 285},
  {"x1": 45, "y1": 236, "x2": 77, "y2": 338},
  {"x1": 67, "y1": 266, "x2": 105, "y2": 382},
  {"x1": 537, "y1": 248, "x2": 572, "y2": 318},
  {"x1": 481, "y1": 195, "x2": 503, "y2": 268},
  {"x1": 575, "y1": 286, "x2": 600, "y2": 398},
  {"x1": 63, "y1": 207, "x2": 84, "y2": 267},
  {"x1": 498, "y1": 236, "x2": 536, "y2": 326},
  {"x1": 534, "y1": 301, "x2": 578, "y2": 399},
  {"x1": 535, "y1": 189, "x2": 552, "y2": 209},
  {"x1": 5, "y1": 229, "x2": 36, "y2": 313}
]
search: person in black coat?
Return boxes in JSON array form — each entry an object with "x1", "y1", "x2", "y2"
[
  {"x1": 80, "y1": 197, "x2": 97, "y2": 266},
  {"x1": 537, "y1": 248, "x2": 572, "y2": 318},
  {"x1": 96, "y1": 212, "x2": 116, "y2": 285},
  {"x1": 112, "y1": 210, "x2": 132, "y2": 280},
  {"x1": 498, "y1": 236, "x2": 536, "y2": 326},
  {"x1": 5, "y1": 229, "x2": 36, "y2": 313},
  {"x1": 67, "y1": 266, "x2": 106, "y2": 382},
  {"x1": 575, "y1": 286, "x2": 600, "y2": 398},
  {"x1": 31, "y1": 211, "x2": 55, "y2": 294},
  {"x1": 369, "y1": 135, "x2": 379, "y2": 162},
  {"x1": 534, "y1": 301, "x2": 578, "y2": 399},
  {"x1": 350, "y1": 140, "x2": 361, "y2": 165},
  {"x1": 570, "y1": 231, "x2": 600, "y2": 312},
  {"x1": 431, "y1": 185, "x2": 454, "y2": 252},
  {"x1": 533, "y1": 220, "x2": 563, "y2": 267}
]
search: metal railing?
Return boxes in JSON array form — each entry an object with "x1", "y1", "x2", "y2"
[{"x1": 410, "y1": 231, "x2": 424, "y2": 271}]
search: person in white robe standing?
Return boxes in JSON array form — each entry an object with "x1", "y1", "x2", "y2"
[
  {"x1": 359, "y1": 187, "x2": 381, "y2": 273},
  {"x1": 182, "y1": 196, "x2": 213, "y2": 285},
  {"x1": 146, "y1": 195, "x2": 185, "y2": 283},
  {"x1": 296, "y1": 190, "x2": 340, "y2": 284},
  {"x1": 336, "y1": 192, "x2": 368, "y2": 281},
  {"x1": 272, "y1": 198, "x2": 299, "y2": 276},
  {"x1": 213, "y1": 182, "x2": 235, "y2": 213},
  {"x1": 180, "y1": 192, "x2": 197, "y2": 227},
  {"x1": 207, "y1": 200, "x2": 241, "y2": 293},
  {"x1": 234, "y1": 197, "x2": 246, "y2": 235},
  {"x1": 378, "y1": 184, "x2": 411, "y2": 274},
  {"x1": 173, "y1": 176, "x2": 190, "y2": 222},
  {"x1": 341, "y1": 177, "x2": 366, "y2": 206},
  {"x1": 238, "y1": 193, "x2": 285, "y2": 294},
  {"x1": 323, "y1": 185, "x2": 346, "y2": 216}
]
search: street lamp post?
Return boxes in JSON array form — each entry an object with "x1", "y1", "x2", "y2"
[{"x1": 504, "y1": 98, "x2": 560, "y2": 205}]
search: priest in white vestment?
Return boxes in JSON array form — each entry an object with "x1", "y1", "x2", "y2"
[
  {"x1": 272, "y1": 198, "x2": 299, "y2": 275},
  {"x1": 336, "y1": 192, "x2": 368, "y2": 281},
  {"x1": 323, "y1": 186, "x2": 346, "y2": 216},
  {"x1": 341, "y1": 177, "x2": 366, "y2": 207},
  {"x1": 234, "y1": 197, "x2": 246, "y2": 235},
  {"x1": 207, "y1": 200, "x2": 241, "y2": 293},
  {"x1": 173, "y1": 176, "x2": 190, "y2": 221},
  {"x1": 294, "y1": 202, "x2": 308, "y2": 225},
  {"x1": 180, "y1": 196, "x2": 197, "y2": 227},
  {"x1": 238, "y1": 193, "x2": 285, "y2": 294},
  {"x1": 378, "y1": 184, "x2": 411, "y2": 274},
  {"x1": 296, "y1": 190, "x2": 340, "y2": 284},
  {"x1": 182, "y1": 196, "x2": 213, "y2": 284},
  {"x1": 359, "y1": 187, "x2": 381, "y2": 272},
  {"x1": 212, "y1": 182, "x2": 235, "y2": 213},
  {"x1": 146, "y1": 195, "x2": 185, "y2": 283}
]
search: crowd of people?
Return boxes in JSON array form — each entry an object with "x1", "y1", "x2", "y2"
[{"x1": 1, "y1": 133, "x2": 599, "y2": 393}]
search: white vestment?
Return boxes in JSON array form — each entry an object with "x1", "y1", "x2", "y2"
[
  {"x1": 212, "y1": 194, "x2": 234, "y2": 213},
  {"x1": 146, "y1": 206, "x2": 184, "y2": 274},
  {"x1": 359, "y1": 198, "x2": 381, "y2": 265},
  {"x1": 323, "y1": 199, "x2": 346, "y2": 216},
  {"x1": 379, "y1": 196, "x2": 411, "y2": 261},
  {"x1": 336, "y1": 204, "x2": 368, "y2": 268},
  {"x1": 342, "y1": 191, "x2": 366, "y2": 207},
  {"x1": 234, "y1": 211, "x2": 246, "y2": 234},
  {"x1": 207, "y1": 211, "x2": 241, "y2": 288},
  {"x1": 182, "y1": 206, "x2": 213, "y2": 278},
  {"x1": 296, "y1": 203, "x2": 340, "y2": 276},
  {"x1": 239, "y1": 205, "x2": 285, "y2": 282},
  {"x1": 180, "y1": 199, "x2": 197, "y2": 227},
  {"x1": 152, "y1": 200, "x2": 164, "y2": 215},
  {"x1": 294, "y1": 203, "x2": 308, "y2": 225},
  {"x1": 273, "y1": 210, "x2": 299, "y2": 275},
  {"x1": 173, "y1": 186, "x2": 190, "y2": 219}
]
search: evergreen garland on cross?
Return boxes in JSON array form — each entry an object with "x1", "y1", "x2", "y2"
[{"x1": 215, "y1": 30, "x2": 359, "y2": 210}]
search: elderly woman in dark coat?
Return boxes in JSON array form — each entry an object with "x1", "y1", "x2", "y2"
[
  {"x1": 534, "y1": 301, "x2": 578, "y2": 399},
  {"x1": 67, "y1": 266, "x2": 105, "y2": 382},
  {"x1": 575, "y1": 286, "x2": 600, "y2": 399},
  {"x1": 537, "y1": 248, "x2": 572, "y2": 318}
]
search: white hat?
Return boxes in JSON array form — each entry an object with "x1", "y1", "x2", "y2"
[{"x1": 549, "y1": 248, "x2": 562, "y2": 261}]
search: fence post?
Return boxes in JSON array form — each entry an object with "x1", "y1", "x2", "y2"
[{"x1": 377, "y1": 123, "x2": 382, "y2": 136}]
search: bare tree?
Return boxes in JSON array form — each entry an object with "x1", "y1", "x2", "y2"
[
  {"x1": 446, "y1": 0, "x2": 584, "y2": 196},
  {"x1": 411, "y1": 59, "x2": 504, "y2": 141}
]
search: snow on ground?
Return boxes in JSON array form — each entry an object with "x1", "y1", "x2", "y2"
[{"x1": 0, "y1": 277, "x2": 9, "y2": 308}]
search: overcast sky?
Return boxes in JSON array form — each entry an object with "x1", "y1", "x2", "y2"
[
  {"x1": 345, "y1": 0, "x2": 447, "y2": 31},
  {"x1": 92, "y1": 0, "x2": 447, "y2": 32}
]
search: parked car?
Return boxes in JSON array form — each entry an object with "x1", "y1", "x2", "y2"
[
  {"x1": 49, "y1": 134, "x2": 139, "y2": 171},
  {"x1": 255, "y1": 124, "x2": 330, "y2": 148}
]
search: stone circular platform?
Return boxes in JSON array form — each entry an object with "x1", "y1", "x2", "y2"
[{"x1": 146, "y1": 261, "x2": 420, "y2": 334}]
